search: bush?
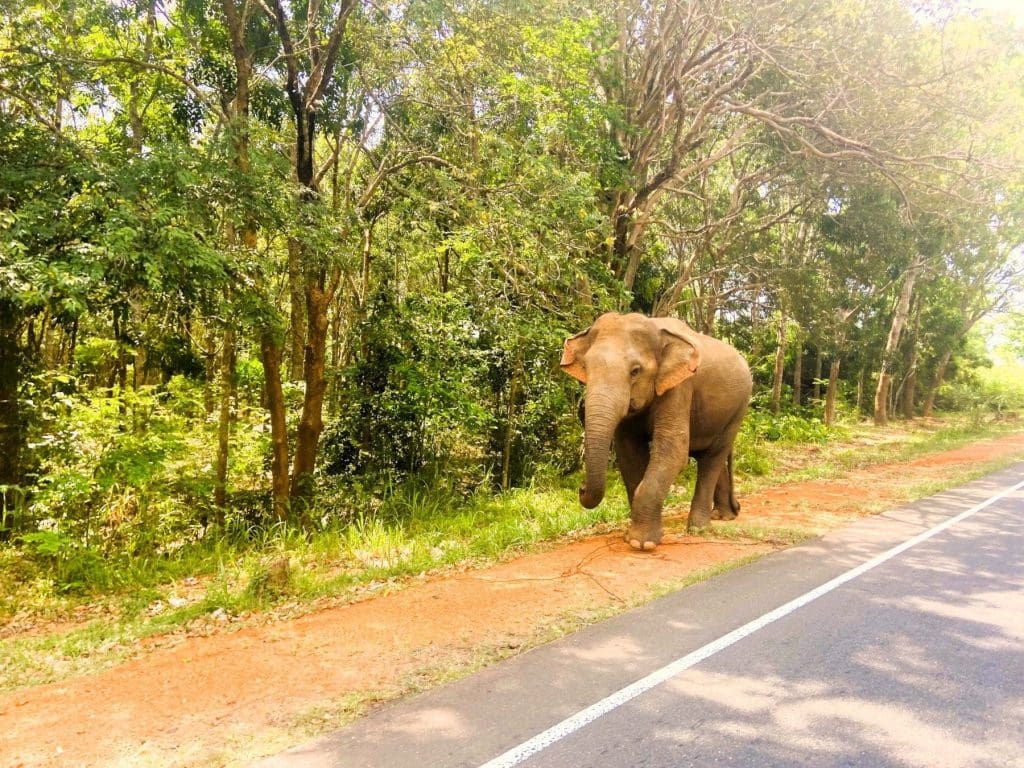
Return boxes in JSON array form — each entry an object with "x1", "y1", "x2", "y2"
[
  {"x1": 743, "y1": 408, "x2": 833, "y2": 443},
  {"x1": 733, "y1": 404, "x2": 845, "y2": 478},
  {"x1": 321, "y1": 289, "x2": 580, "y2": 492},
  {"x1": 19, "y1": 529, "x2": 106, "y2": 593},
  {"x1": 21, "y1": 383, "x2": 224, "y2": 578},
  {"x1": 937, "y1": 360, "x2": 1024, "y2": 420}
]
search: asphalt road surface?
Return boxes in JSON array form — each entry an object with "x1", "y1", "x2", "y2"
[{"x1": 260, "y1": 463, "x2": 1024, "y2": 768}]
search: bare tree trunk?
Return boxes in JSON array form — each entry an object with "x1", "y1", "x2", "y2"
[
  {"x1": 290, "y1": 274, "x2": 333, "y2": 505},
  {"x1": 813, "y1": 351, "x2": 823, "y2": 402},
  {"x1": 900, "y1": 346, "x2": 919, "y2": 421},
  {"x1": 129, "y1": 293, "x2": 146, "y2": 390},
  {"x1": 874, "y1": 373, "x2": 892, "y2": 425},
  {"x1": 824, "y1": 358, "x2": 841, "y2": 427},
  {"x1": 749, "y1": 298, "x2": 762, "y2": 362},
  {"x1": 260, "y1": 331, "x2": 290, "y2": 521},
  {"x1": 67, "y1": 318, "x2": 78, "y2": 372},
  {"x1": 288, "y1": 237, "x2": 304, "y2": 380},
  {"x1": 214, "y1": 326, "x2": 235, "y2": 518},
  {"x1": 0, "y1": 300, "x2": 24, "y2": 532},
  {"x1": 855, "y1": 366, "x2": 865, "y2": 413},
  {"x1": 203, "y1": 329, "x2": 217, "y2": 415},
  {"x1": 922, "y1": 348, "x2": 953, "y2": 418},
  {"x1": 266, "y1": 0, "x2": 356, "y2": 512},
  {"x1": 113, "y1": 306, "x2": 129, "y2": 420},
  {"x1": 327, "y1": 298, "x2": 345, "y2": 413},
  {"x1": 501, "y1": 349, "x2": 523, "y2": 491},
  {"x1": 900, "y1": 302, "x2": 922, "y2": 419},
  {"x1": 874, "y1": 257, "x2": 922, "y2": 426},
  {"x1": 791, "y1": 335, "x2": 803, "y2": 407},
  {"x1": 771, "y1": 312, "x2": 787, "y2": 414}
]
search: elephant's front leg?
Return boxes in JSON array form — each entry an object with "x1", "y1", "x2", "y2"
[
  {"x1": 614, "y1": 427, "x2": 650, "y2": 506},
  {"x1": 625, "y1": 431, "x2": 689, "y2": 551}
]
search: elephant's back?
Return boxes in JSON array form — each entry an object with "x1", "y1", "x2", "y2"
[
  {"x1": 693, "y1": 333, "x2": 752, "y2": 395},
  {"x1": 687, "y1": 334, "x2": 752, "y2": 440}
]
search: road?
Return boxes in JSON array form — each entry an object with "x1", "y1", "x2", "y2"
[{"x1": 260, "y1": 463, "x2": 1024, "y2": 768}]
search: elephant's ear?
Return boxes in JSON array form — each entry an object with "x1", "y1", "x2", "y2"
[
  {"x1": 560, "y1": 330, "x2": 590, "y2": 384},
  {"x1": 656, "y1": 328, "x2": 701, "y2": 395}
]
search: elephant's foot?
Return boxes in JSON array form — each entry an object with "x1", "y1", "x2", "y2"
[
  {"x1": 625, "y1": 523, "x2": 662, "y2": 552},
  {"x1": 687, "y1": 507, "x2": 713, "y2": 531},
  {"x1": 711, "y1": 506, "x2": 738, "y2": 521}
]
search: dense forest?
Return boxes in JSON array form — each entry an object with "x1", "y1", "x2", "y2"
[{"x1": 2, "y1": 0, "x2": 1023, "y2": 565}]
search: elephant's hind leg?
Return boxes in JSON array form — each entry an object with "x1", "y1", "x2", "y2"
[
  {"x1": 711, "y1": 451, "x2": 740, "y2": 520},
  {"x1": 689, "y1": 447, "x2": 730, "y2": 530}
]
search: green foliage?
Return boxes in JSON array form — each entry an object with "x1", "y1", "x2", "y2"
[
  {"x1": 733, "y1": 401, "x2": 848, "y2": 477},
  {"x1": 745, "y1": 409, "x2": 833, "y2": 444},
  {"x1": 17, "y1": 382, "x2": 232, "y2": 590},
  {"x1": 18, "y1": 530, "x2": 104, "y2": 593},
  {"x1": 937, "y1": 364, "x2": 1024, "y2": 420}
]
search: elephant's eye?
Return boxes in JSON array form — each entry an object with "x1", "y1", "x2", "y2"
[{"x1": 630, "y1": 365, "x2": 642, "y2": 378}]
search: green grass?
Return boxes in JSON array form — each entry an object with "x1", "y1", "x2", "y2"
[
  {"x1": 742, "y1": 415, "x2": 1024, "y2": 489},
  {"x1": 0, "y1": 483, "x2": 634, "y2": 691}
]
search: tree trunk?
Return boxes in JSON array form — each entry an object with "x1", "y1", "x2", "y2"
[
  {"x1": 213, "y1": 326, "x2": 235, "y2": 519},
  {"x1": 328, "y1": 297, "x2": 345, "y2": 413},
  {"x1": 67, "y1": 318, "x2": 78, "y2": 371},
  {"x1": 501, "y1": 350, "x2": 523, "y2": 491},
  {"x1": 813, "y1": 351, "x2": 823, "y2": 402},
  {"x1": 130, "y1": 293, "x2": 146, "y2": 390},
  {"x1": 874, "y1": 257, "x2": 922, "y2": 426},
  {"x1": 901, "y1": 369, "x2": 917, "y2": 420},
  {"x1": 289, "y1": 273, "x2": 331, "y2": 505},
  {"x1": 112, "y1": 306, "x2": 129, "y2": 420},
  {"x1": 260, "y1": 331, "x2": 290, "y2": 521},
  {"x1": 874, "y1": 370, "x2": 893, "y2": 426},
  {"x1": 855, "y1": 366, "x2": 865, "y2": 413},
  {"x1": 0, "y1": 301, "x2": 24, "y2": 533},
  {"x1": 267, "y1": 0, "x2": 356, "y2": 512},
  {"x1": 791, "y1": 336, "x2": 803, "y2": 407},
  {"x1": 203, "y1": 330, "x2": 217, "y2": 415},
  {"x1": 288, "y1": 237, "x2": 304, "y2": 380},
  {"x1": 900, "y1": 303, "x2": 922, "y2": 420},
  {"x1": 771, "y1": 313, "x2": 787, "y2": 414},
  {"x1": 613, "y1": 209, "x2": 636, "y2": 290},
  {"x1": 824, "y1": 358, "x2": 841, "y2": 427},
  {"x1": 922, "y1": 348, "x2": 953, "y2": 418}
]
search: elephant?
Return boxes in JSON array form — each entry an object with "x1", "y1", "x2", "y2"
[{"x1": 560, "y1": 312, "x2": 752, "y2": 551}]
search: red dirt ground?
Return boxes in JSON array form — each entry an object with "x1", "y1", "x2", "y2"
[{"x1": 3, "y1": 431, "x2": 1024, "y2": 768}]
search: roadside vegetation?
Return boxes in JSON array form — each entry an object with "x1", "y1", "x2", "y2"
[{"x1": 5, "y1": 402, "x2": 1024, "y2": 694}]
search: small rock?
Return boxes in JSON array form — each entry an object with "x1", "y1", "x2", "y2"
[{"x1": 168, "y1": 597, "x2": 188, "y2": 609}]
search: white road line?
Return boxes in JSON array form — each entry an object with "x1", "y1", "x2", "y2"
[{"x1": 479, "y1": 476, "x2": 1024, "y2": 768}]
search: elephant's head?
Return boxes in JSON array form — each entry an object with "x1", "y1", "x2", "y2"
[{"x1": 560, "y1": 312, "x2": 701, "y2": 508}]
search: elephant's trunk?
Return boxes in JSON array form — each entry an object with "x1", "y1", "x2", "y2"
[{"x1": 579, "y1": 388, "x2": 628, "y2": 509}]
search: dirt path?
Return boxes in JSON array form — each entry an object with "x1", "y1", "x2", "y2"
[{"x1": 4, "y1": 431, "x2": 1024, "y2": 768}]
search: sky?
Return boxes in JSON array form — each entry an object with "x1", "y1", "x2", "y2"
[{"x1": 967, "y1": 0, "x2": 1024, "y2": 24}]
